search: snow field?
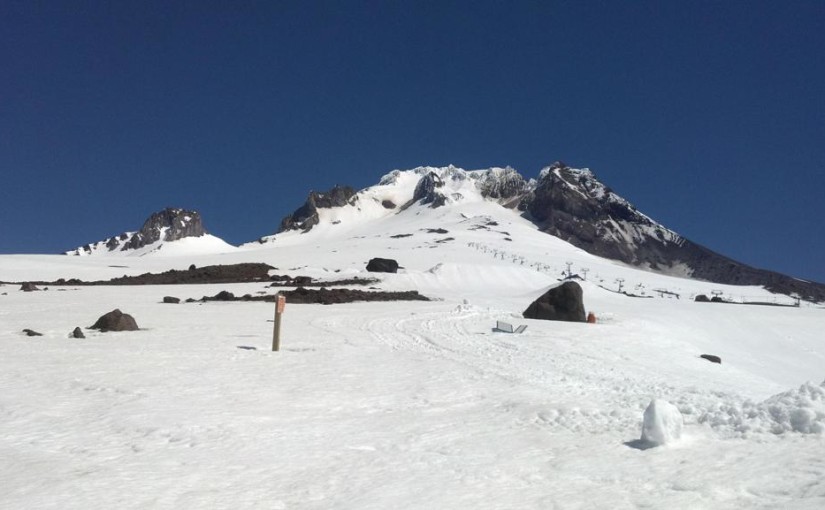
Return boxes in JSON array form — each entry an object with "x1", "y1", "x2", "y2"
[{"x1": 2, "y1": 273, "x2": 824, "y2": 509}]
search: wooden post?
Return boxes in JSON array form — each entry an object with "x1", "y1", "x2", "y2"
[{"x1": 272, "y1": 294, "x2": 286, "y2": 351}]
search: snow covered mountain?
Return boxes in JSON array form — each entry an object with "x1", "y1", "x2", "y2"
[
  {"x1": 65, "y1": 207, "x2": 236, "y2": 257},
  {"x1": 268, "y1": 163, "x2": 825, "y2": 302},
  {"x1": 3, "y1": 166, "x2": 825, "y2": 508}
]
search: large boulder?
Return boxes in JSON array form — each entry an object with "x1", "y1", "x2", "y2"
[
  {"x1": 20, "y1": 282, "x2": 40, "y2": 292},
  {"x1": 90, "y1": 309, "x2": 139, "y2": 332},
  {"x1": 523, "y1": 281, "x2": 586, "y2": 322},
  {"x1": 366, "y1": 258, "x2": 399, "y2": 273}
]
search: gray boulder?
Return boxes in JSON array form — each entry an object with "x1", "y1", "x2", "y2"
[
  {"x1": 90, "y1": 309, "x2": 139, "y2": 332},
  {"x1": 523, "y1": 281, "x2": 587, "y2": 322},
  {"x1": 71, "y1": 327, "x2": 85, "y2": 339},
  {"x1": 163, "y1": 296, "x2": 181, "y2": 304}
]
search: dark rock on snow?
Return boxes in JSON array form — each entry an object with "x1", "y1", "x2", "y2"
[
  {"x1": 523, "y1": 281, "x2": 587, "y2": 323},
  {"x1": 90, "y1": 309, "x2": 139, "y2": 332},
  {"x1": 366, "y1": 258, "x2": 399, "y2": 273},
  {"x1": 70, "y1": 208, "x2": 207, "y2": 255},
  {"x1": 199, "y1": 287, "x2": 429, "y2": 305},
  {"x1": 122, "y1": 208, "x2": 206, "y2": 251},
  {"x1": 212, "y1": 291, "x2": 236, "y2": 301},
  {"x1": 695, "y1": 294, "x2": 710, "y2": 302},
  {"x1": 23, "y1": 329, "x2": 43, "y2": 337},
  {"x1": 523, "y1": 162, "x2": 825, "y2": 303},
  {"x1": 279, "y1": 185, "x2": 357, "y2": 232},
  {"x1": 700, "y1": 354, "x2": 722, "y2": 364},
  {"x1": 20, "y1": 282, "x2": 39, "y2": 292},
  {"x1": 163, "y1": 296, "x2": 181, "y2": 304},
  {"x1": 72, "y1": 327, "x2": 85, "y2": 339},
  {"x1": 412, "y1": 172, "x2": 447, "y2": 207}
]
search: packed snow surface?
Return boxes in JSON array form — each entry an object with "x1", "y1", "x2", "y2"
[{"x1": 2, "y1": 194, "x2": 824, "y2": 509}]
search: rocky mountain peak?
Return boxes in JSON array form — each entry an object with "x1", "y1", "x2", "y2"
[
  {"x1": 412, "y1": 172, "x2": 447, "y2": 207},
  {"x1": 66, "y1": 207, "x2": 207, "y2": 255},
  {"x1": 278, "y1": 185, "x2": 357, "y2": 232},
  {"x1": 122, "y1": 208, "x2": 206, "y2": 251}
]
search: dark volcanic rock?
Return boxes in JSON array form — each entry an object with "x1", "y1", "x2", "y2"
[
  {"x1": 122, "y1": 208, "x2": 206, "y2": 251},
  {"x1": 475, "y1": 167, "x2": 530, "y2": 201},
  {"x1": 279, "y1": 185, "x2": 357, "y2": 232},
  {"x1": 67, "y1": 208, "x2": 208, "y2": 255},
  {"x1": 107, "y1": 263, "x2": 273, "y2": 285},
  {"x1": 211, "y1": 291, "x2": 236, "y2": 301},
  {"x1": 381, "y1": 200, "x2": 397, "y2": 209},
  {"x1": 20, "y1": 282, "x2": 39, "y2": 292},
  {"x1": 71, "y1": 327, "x2": 85, "y2": 339},
  {"x1": 695, "y1": 294, "x2": 710, "y2": 302},
  {"x1": 700, "y1": 354, "x2": 722, "y2": 364},
  {"x1": 90, "y1": 309, "x2": 139, "y2": 332},
  {"x1": 523, "y1": 281, "x2": 587, "y2": 323},
  {"x1": 366, "y1": 258, "x2": 399, "y2": 273},
  {"x1": 23, "y1": 329, "x2": 43, "y2": 337},
  {"x1": 412, "y1": 172, "x2": 446, "y2": 207},
  {"x1": 523, "y1": 162, "x2": 825, "y2": 303},
  {"x1": 198, "y1": 287, "x2": 429, "y2": 305},
  {"x1": 163, "y1": 296, "x2": 181, "y2": 304}
]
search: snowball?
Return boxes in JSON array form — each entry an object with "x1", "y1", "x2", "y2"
[{"x1": 641, "y1": 399, "x2": 684, "y2": 446}]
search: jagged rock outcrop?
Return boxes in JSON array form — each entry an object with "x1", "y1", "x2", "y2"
[
  {"x1": 121, "y1": 208, "x2": 206, "y2": 251},
  {"x1": 412, "y1": 172, "x2": 447, "y2": 207},
  {"x1": 523, "y1": 162, "x2": 825, "y2": 302},
  {"x1": 279, "y1": 185, "x2": 357, "y2": 232},
  {"x1": 67, "y1": 208, "x2": 207, "y2": 255},
  {"x1": 473, "y1": 167, "x2": 531, "y2": 203}
]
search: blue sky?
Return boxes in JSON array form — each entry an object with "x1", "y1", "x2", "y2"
[{"x1": 2, "y1": 1, "x2": 823, "y2": 282}]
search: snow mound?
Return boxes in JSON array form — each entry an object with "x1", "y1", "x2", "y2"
[
  {"x1": 641, "y1": 399, "x2": 684, "y2": 446},
  {"x1": 700, "y1": 379, "x2": 825, "y2": 435}
]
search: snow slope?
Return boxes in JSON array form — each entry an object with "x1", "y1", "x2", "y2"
[{"x1": 1, "y1": 188, "x2": 824, "y2": 509}]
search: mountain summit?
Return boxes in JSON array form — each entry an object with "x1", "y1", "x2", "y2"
[
  {"x1": 66, "y1": 207, "x2": 233, "y2": 256},
  {"x1": 267, "y1": 163, "x2": 825, "y2": 302}
]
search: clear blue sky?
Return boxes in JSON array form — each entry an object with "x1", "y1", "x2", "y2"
[{"x1": 2, "y1": 1, "x2": 823, "y2": 282}]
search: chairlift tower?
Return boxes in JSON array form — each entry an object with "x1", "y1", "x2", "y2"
[
  {"x1": 615, "y1": 278, "x2": 625, "y2": 293},
  {"x1": 581, "y1": 268, "x2": 589, "y2": 280}
]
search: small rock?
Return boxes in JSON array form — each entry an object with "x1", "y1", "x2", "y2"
[
  {"x1": 20, "y1": 282, "x2": 39, "y2": 292},
  {"x1": 695, "y1": 294, "x2": 710, "y2": 302},
  {"x1": 700, "y1": 354, "x2": 722, "y2": 364},
  {"x1": 23, "y1": 329, "x2": 43, "y2": 337},
  {"x1": 163, "y1": 296, "x2": 181, "y2": 304},
  {"x1": 71, "y1": 327, "x2": 85, "y2": 339}
]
